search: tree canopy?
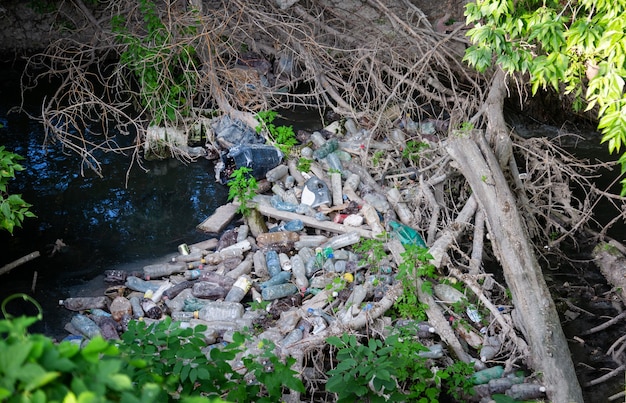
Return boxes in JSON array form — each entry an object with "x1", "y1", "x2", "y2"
[{"x1": 464, "y1": 0, "x2": 626, "y2": 195}]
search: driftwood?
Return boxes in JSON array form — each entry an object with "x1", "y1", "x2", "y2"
[
  {"x1": 445, "y1": 130, "x2": 583, "y2": 402},
  {"x1": 592, "y1": 241, "x2": 626, "y2": 306},
  {"x1": 0, "y1": 251, "x2": 41, "y2": 276}
]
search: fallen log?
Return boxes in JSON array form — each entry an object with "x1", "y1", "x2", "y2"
[
  {"x1": 592, "y1": 240, "x2": 626, "y2": 306},
  {"x1": 446, "y1": 130, "x2": 583, "y2": 403},
  {"x1": 0, "y1": 251, "x2": 41, "y2": 276}
]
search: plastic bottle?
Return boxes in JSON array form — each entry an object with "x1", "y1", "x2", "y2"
[
  {"x1": 266, "y1": 164, "x2": 289, "y2": 182},
  {"x1": 361, "y1": 203, "x2": 385, "y2": 235},
  {"x1": 389, "y1": 221, "x2": 426, "y2": 248},
  {"x1": 93, "y1": 316, "x2": 120, "y2": 340},
  {"x1": 433, "y1": 283, "x2": 466, "y2": 304},
  {"x1": 224, "y1": 275, "x2": 252, "y2": 302},
  {"x1": 109, "y1": 296, "x2": 132, "y2": 322},
  {"x1": 236, "y1": 224, "x2": 249, "y2": 242},
  {"x1": 171, "y1": 310, "x2": 199, "y2": 322},
  {"x1": 487, "y1": 376, "x2": 524, "y2": 394},
  {"x1": 59, "y1": 296, "x2": 109, "y2": 311},
  {"x1": 269, "y1": 219, "x2": 304, "y2": 233},
  {"x1": 71, "y1": 314, "x2": 102, "y2": 339},
  {"x1": 270, "y1": 195, "x2": 298, "y2": 212},
  {"x1": 141, "y1": 298, "x2": 163, "y2": 319},
  {"x1": 259, "y1": 271, "x2": 291, "y2": 288},
  {"x1": 295, "y1": 203, "x2": 317, "y2": 217},
  {"x1": 256, "y1": 231, "x2": 300, "y2": 249},
  {"x1": 219, "y1": 240, "x2": 251, "y2": 259},
  {"x1": 198, "y1": 301, "x2": 244, "y2": 321},
  {"x1": 262, "y1": 283, "x2": 298, "y2": 300},
  {"x1": 321, "y1": 231, "x2": 361, "y2": 250},
  {"x1": 192, "y1": 281, "x2": 227, "y2": 299},
  {"x1": 162, "y1": 281, "x2": 195, "y2": 301},
  {"x1": 505, "y1": 384, "x2": 546, "y2": 400},
  {"x1": 480, "y1": 335, "x2": 501, "y2": 362},
  {"x1": 143, "y1": 262, "x2": 186, "y2": 280},
  {"x1": 305, "y1": 249, "x2": 325, "y2": 277},
  {"x1": 150, "y1": 281, "x2": 173, "y2": 303},
  {"x1": 294, "y1": 235, "x2": 328, "y2": 249},
  {"x1": 416, "y1": 344, "x2": 444, "y2": 359},
  {"x1": 125, "y1": 276, "x2": 161, "y2": 293},
  {"x1": 281, "y1": 325, "x2": 304, "y2": 348},
  {"x1": 265, "y1": 250, "x2": 283, "y2": 278},
  {"x1": 186, "y1": 261, "x2": 205, "y2": 270},
  {"x1": 198, "y1": 272, "x2": 236, "y2": 288},
  {"x1": 129, "y1": 296, "x2": 144, "y2": 319},
  {"x1": 89, "y1": 308, "x2": 112, "y2": 317},
  {"x1": 183, "y1": 297, "x2": 209, "y2": 312},
  {"x1": 471, "y1": 365, "x2": 504, "y2": 385},
  {"x1": 313, "y1": 139, "x2": 338, "y2": 159},
  {"x1": 290, "y1": 255, "x2": 309, "y2": 290},
  {"x1": 386, "y1": 187, "x2": 413, "y2": 225},
  {"x1": 307, "y1": 307, "x2": 335, "y2": 324}
]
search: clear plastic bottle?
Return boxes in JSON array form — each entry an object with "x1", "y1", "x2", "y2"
[
  {"x1": 129, "y1": 296, "x2": 144, "y2": 319},
  {"x1": 256, "y1": 231, "x2": 300, "y2": 249},
  {"x1": 416, "y1": 344, "x2": 444, "y2": 359},
  {"x1": 71, "y1": 314, "x2": 102, "y2": 339},
  {"x1": 191, "y1": 281, "x2": 227, "y2": 299},
  {"x1": 266, "y1": 164, "x2": 289, "y2": 182},
  {"x1": 150, "y1": 281, "x2": 173, "y2": 303},
  {"x1": 281, "y1": 325, "x2": 304, "y2": 347},
  {"x1": 294, "y1": 235, "x2": 328, "y2": 249},
  {"x1": 109, "y1": 296, "x2": 132, "y2": 322},
  {"x1": 171, "y1": 310, "x2": 199, "y2": 322},
  {"x1": 143, "y1": 262, "x2": 186, "y2": 280},
  {"x1": 141, "y1": 298, "x2": 163, "y2": 319},
  {"x1": 198, "y1": 301, "x2": 244, "y2": 321},
  {"x1": 125, "y1": 276, "x2": 161, "y2": 293},
  {"x1": 269, "y1": 219, "x2": 304, "y2": 233},
  {"x1": 198, "y1": 272, "x2": 236, "y2": 288},
  {"x1": 59, "y1": 296, "x2": 109, "y2": 311},
  {"x1": 185, "y1": 269, "x2": 203, "y2": 280},
  {"x1": 505, "y1": 384, "x2": 546, "y2": 400},
  {"x1": 262, "y1": 283, "x2": 298, "y2": 300},
  {"x1": 265, "y1": 250, "x2": 283, "y2": 278},
  {"x1": 313, "y1": 139, "x2": 338, "y2": 159},
  {"x1": 259, "y1": 271, "x2": 291, "y2": 288},
  {"x1": 321, "y1": 231, "x2": 361, "y2": 250},
  {"x1": 162, "y1": 281, "x2": 194, "y2": 301},
  {"x1": 270, "y1": 195, "x2": 298, "y2": 212},
  {"x1": 224, "y1": 275, "x2": 252, "y2": 302},
  {"x1": 290, "y1": 255, "x2": 308, "y2": 290},
  {"x1": 307, "y1": 307, "x2": 335, "y2": 324}
]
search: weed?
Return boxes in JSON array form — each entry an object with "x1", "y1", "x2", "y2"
[
  {"x1": 401, "y1": 140, "x2": 429, "y2": 165},
  {"x1": 297, "y1": 157, "x2": 312, "y2": 172},
  {"x1": 394, "y1": 244, "x2": 436, "y2": 320},
  {"x1": 227, "y1": 167, "x2": 258, "y2": 216},
  {"x1": 372, "y1": 150, "x2": 385, "y2": 166},
  {"x1": 256, "y1": 111, "x2": 298, "y2": 156}
]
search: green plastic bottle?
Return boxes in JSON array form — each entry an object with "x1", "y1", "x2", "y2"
[{"x1": 389, "y1": 221, "x2": 426, "y2": 247}]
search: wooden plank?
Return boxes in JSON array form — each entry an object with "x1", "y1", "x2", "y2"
[
  {"x1": 252, "y1": 202, "x2": 374, "y2": 239},
  {"x1": 196, "y1": 203, "x2": 238, "y2": 233}
]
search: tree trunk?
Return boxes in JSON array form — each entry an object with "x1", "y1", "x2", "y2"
[{"x1": 446, "y1": 131, "x2": 583, "y2": 403}]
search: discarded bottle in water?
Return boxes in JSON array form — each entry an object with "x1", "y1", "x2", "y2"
[
  {"x1": 59, "y1": 296, "x2": 109, "y2": 312},
  {"x1": 225, "y1": 275, "x2": 252, "y2": 302},
  {"x1": 192, "y1": 281, "x2": 227, "y2": 299},
  {"x1": 71, "y1": 314, "x2": 102, "y2": 339},
  {"x1": 505, "y1": 383, "x2": 546, "y2": 400},
  {"x1": 269, "y1": 219, "x2": 304, "y2": 233},
  {"x1": 143, "y1": 262, "x2": 185, "y2": 280},
  {"x1": 417, "y1": 344, "x2": 444, "y2": 359},
  {"x1": 281, "y1": 325, "x2": 304, "y2": 347},
  {"x1": 471, "y1": 365, "x2": 504, "y2": 385},
  {"x1": 262, "y1": 283, "x2": 298, "y2": 300},
  {"x1": 125, "y1": 276, "x2": 161, "y2": 293},
  {"x1": 265, "y1": 250, "x2": 283, "y2": 278},
  {"x1": 321, "y1": 231, "x2": 361, "y2": 250},
  {"x1": 141, "y1": 298, "x2": 163, "y2": 319},
  {"x1": 129, "y1": 296, "x2": 144, "y2": 319},
  {"x1": 109, "y1": 296, "x2": 132, "y2": 322},
  {"x1": 198, "y1": 301, "x2": 244, "y2": 321},
  {"x1": 162, "y1": 281, "x2": 194, "y2": 300},
  {"x1": 290, "y1": 255, "x2": 309, "y2": 290},
  {"x1": 171, "y1": 310, "x2": 199, "y2": 322},
  {"x1": 313, "y1": 138, "x2": 338, "y2": 159},
  {"x1": 389, "y1": 221, "x2": 426, "y2": 248}
]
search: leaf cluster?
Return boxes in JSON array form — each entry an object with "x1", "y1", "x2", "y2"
[
  {"x1": 395, "y1": 245, "x2": 436, "y2": 320},
  {"x1": 0, "y1": 147, "x2": 36, "y2": 234},
  {"x1": 255, "y1": 111, "x2": 297, "y2": 156},
  {"x1": 227, "y1": 166, "x2": 258, "y2": 216}
]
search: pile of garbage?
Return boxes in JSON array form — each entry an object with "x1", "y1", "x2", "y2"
[{"x1": 58, "y1": 118, "x2": 547, "y2": 402}]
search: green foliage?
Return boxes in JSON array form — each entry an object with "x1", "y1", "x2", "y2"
[
  {"x1": 401, "y1": 140, "x2": 429, "y2": 165},
  {"x1": 464, "y1": 0, "x2": 626, "y2": 195},
  {"x1": 353, "y1": 236, "x2": 388, "y2": 268},
  {"x1": 255, "y1": 111, "x2": 298, "y2": 156},
  {"x1": 372, "y1": 150, "x2": 385, "y2": 166},
  {"x1": 0, "y1": 296, "x2": 302, "y2": 403},
  {"x1": 296, "y1": 157, "x2": 312, "y2": 172},
  {"x1": 0, "y1": 147, "x2": 36, "y2": 235},
  {"x1": 112, "y1": 0, "x2": 199, "y2": 126},
  {"x1": 325, "y1": 331, "x2": 474, "y2": 402},
  {"x1": 227, "y1": 167, "x2": 258, "y2": 216},
  {"x1": 395, "y1": 244, "x2": 436, "y2": 320}
]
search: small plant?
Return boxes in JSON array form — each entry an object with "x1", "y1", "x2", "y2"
[
  {"x1": 296, "y1": 157, "x2": 312, "y2": 172},
  {"x1": 372, "y1": 150, "x2": 385, "y2": 166},
  {"x1": 401, "y1": 140, "x2": 429, "y2": 165},
  {"x1": 227, "y1": 167, "x2": 258, "y2": 216},
  {"x1": 394, "y1": 244, "x2": 436, "y2": 320},
  {"x1": 0, "y1": 147, "x2": 36, "y2": 235},
  {"x1": 256, "y1": 111, "x2": 298, "y2": 156},
  {"x1": 353, "y1": 236, "x2": 388, "y2": 268}
]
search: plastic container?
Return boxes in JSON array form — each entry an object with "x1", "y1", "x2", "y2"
[
  {"x1": 109, "y1": 296, "x2": 132, "y2": 322},
  {"x1": 59, "y1": 296, "x2": 109, "y2": 311},
  {"x1": 224, "y1": 275, "x2": 252, "y2": 302},
  {"x1": 184, "y1": 269, "x2": 203, "y2": 280},
  {"x1": 487, "y1": 376, "x2": 524, "y2": 394},
  {"x1": 162, "y1": 281, "x2": 194, "y2": 300},
  {"x1": 150, "y1": 281, "x2": 173, "y2": 303},
  {"x1": 259, "y1": 271, "x2": 291, "y2": 288},
  {"x1": 471, "y1": 365, "x2": 504, "y2": 385},
  {"x1": 71, "y1": 314, "x2": 102, "y2": 339},
  {"x1": 294, "y1": 235, "x2": 328, "y2": 249},
  {"x1": 129, "y1": 296, "x2": 144, "y2": 319},
  {"x1": 171, "y1": 311, "x2": 199, "y2": 322},
  {"x1": 307, "y1": 307, "x2": 335, "y2": 324},
  {"x1": 506, "y1": 384, "x2": 546, "y2": 400},
  {"x1": 143, "y1": 262, "x2": 185, "y2": 280},
  {"x1": 433, "y1": 283, "x2": 466, "y2": 304},
  {"x1": 265, "y1": 250, "x2": 283, "y2": 278},
  {"x1": 290, "y1": 255, "x2": 309, "y2": 290},
  {"x1": 416, "y1": 344, "x2": 444, "y2": 359},
  {"x1": 271, "y1": 195, "x2": 298, "y2": 212},
  {"x1": 256, "y1": 231, "x2": 300, "y2": 249},
  {"x1": 262, "y1": 283, "x2": 298, "y2": 300},
  {"x1": 281, "y1": 325, "x2": 304, "y2": 348},
  {"x1": 93, "y1": 316, "x2": 120, "y2": 340},
  {"x1": 266, "y1": 164, "x2": 289, "y2": 182},
  {"x1": 219, "y1": 144, "x2": 284, "y2": 184},
  {"x1": 313, "y1": 139, "x2": 338, "y2": 159},
  {"x1": 192, "y1": 281, "x2": 227, "y2": 299},
  {"x1": 301, "y1": 177, "x2": 331, "y2": 207},
  {"x1": 183, "y1": 297, "x2": 209, "y2": 312},
  {"x1": 125, "y1": 276, "x2": 161, "y2": 293},
  {"x1": 269, "y1": 219, "x2": 304, "y2": 233},
  {"x1": 141, "y1": 298, "x2": 163, "y2": 319},
  {"x1": 198, "y1": 301, "x2": 244, "y2": 321},
  {"x1": 321, "y1": 231, "x2": 361, "y2": 250},
  {"x1": 198, "y1": 272, "x2": 236, "y2": 288},
  {"x1": 389, "y1": 221, "x2": 426, "y2": 248}
]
